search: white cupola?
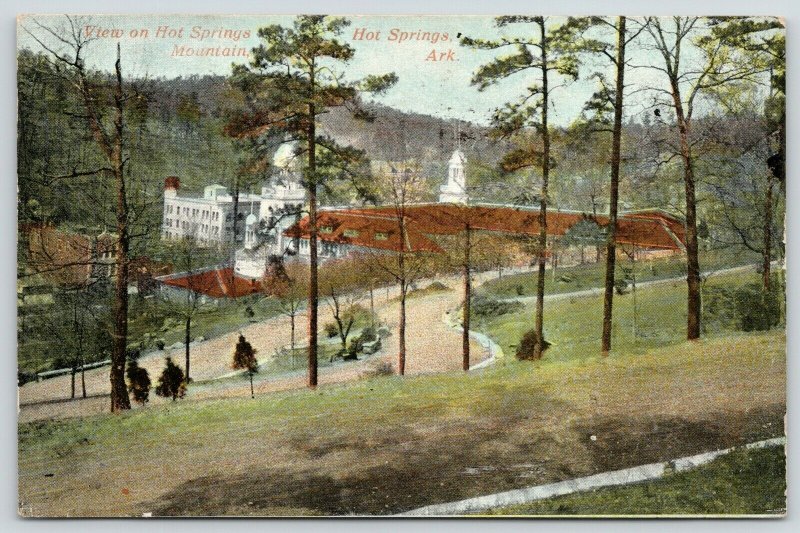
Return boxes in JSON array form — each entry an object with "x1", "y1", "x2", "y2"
[{"x1": 439, "y1": 149, "x2": 468, "y2": 204}]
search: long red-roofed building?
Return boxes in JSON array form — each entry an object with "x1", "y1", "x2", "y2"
[{"x1": 284, "y1": 203, "x2": 686, "y2": 261}]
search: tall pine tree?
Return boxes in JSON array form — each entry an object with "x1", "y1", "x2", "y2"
[
  {"x1": 463, "y1": 16, "x2": 592, "y2": 359},
  {"x1": 225, "y1": 16, "x2": 396, "y2": 387}
]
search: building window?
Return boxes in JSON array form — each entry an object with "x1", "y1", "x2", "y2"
[
  {"x1": 374, "y1": 232, "x2": 389, "y2": 241},
  {"x1": 343, "y1": 229, "x2": 359, "y2": 238},
  {"x1": 320, "y1": 226, "x2": 334, "y2": 234}
]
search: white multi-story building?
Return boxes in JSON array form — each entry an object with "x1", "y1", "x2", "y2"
[
  {"x1": 161, "y1": 177, "x2": 262, "y2": 245},
  {"x1": 235, "y1": 144, "x2": 306, "y2": 277}
]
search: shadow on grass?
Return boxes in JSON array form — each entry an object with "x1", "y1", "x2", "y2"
[{"x1": 146, "y1": 403, "x2": 785, "y2": 516}]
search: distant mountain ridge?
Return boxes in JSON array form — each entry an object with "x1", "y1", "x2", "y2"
[{"x1": 146, "y1": 74, "x2": 509, "y2": 166}]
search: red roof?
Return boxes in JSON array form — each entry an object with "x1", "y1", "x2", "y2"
[
  {"x1": 285, "y1": 204, "x2": 686, "y2": 253},
  {"x1": 619, "y1": 210, "x2": 687, "y2": 247},
  {"x1": 285, "y1": 211, "x2": 443, "y2": 253},
  {"x1": 159, "y1": 267, "x2": 260, "y2": 298}
]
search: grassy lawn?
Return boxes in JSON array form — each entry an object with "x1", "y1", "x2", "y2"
[
  {"x1": 481, "y1": 445, "x2": 786, "y2": 516},
  {"x1": 476, "y1": 270, "x2": 768, "y2": 365},
  {"x1": 480, "y1": 246, "x2": 762, "y2": 298},
  {"x1": 18, "y1": 270, "x2": 785, "y2": 516}
]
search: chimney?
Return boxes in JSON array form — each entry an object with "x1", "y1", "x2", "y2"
[{"x1": 164, "y1": 176, "x2": 180, "y2": 198}]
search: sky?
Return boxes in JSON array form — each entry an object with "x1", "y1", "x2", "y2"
[{"x1": 15, "y1": 14, "x2": 768, "y2": 127}]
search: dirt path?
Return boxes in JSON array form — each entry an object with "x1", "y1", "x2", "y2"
[{"x1": 18, "y1": 275, "x2": 487, "y2": 422}]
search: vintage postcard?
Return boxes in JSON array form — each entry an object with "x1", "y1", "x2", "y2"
[{"x1": 16, "y1": 14, "x2": 785, "y2": 517}]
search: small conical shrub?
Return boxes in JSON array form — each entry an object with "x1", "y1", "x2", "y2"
[
  {"x1": 232, "y1": 334, "x2": 258, "y2": 373},
  {"x1": 126, "y1": 359, "x2": 151, "y2": 405},
  {"x1": 232, "y1": 334, "x2": 258, "y2": 399},
  {"x1": 155, "y1": 357, "x2": 186, "y2": 401}
]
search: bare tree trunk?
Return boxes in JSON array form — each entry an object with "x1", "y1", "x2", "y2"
[
  {"x1": 81, "y1": 355, "x2": 87, "y2": 399},
  {"x1": 627, "y1": 246, "x2": 637, "y2": 337},
  {"x1": 659, "y1": 60, "x2": 701, "y2": 340},
  {"x1": 462, "y1": 225, "x2": 471, "y2": 371},
  {"x1": 592, "y1": 202, "x2": 602, "y2": 263},
  {"x1": 109, "y1": 44, "x2": 131, "y2": 412},
  {"x1": 676, "y1": 118, "x2": 702, "y2": 340},
  {"x1": 763, "y1": 175, "x2": 774, "y2": 290},
  {"x1": 533, "y1": 21, "x2": 550, "y2": 360},
  {"x1": 398, "y1": 278, "x2": 406, "y2": 375},
  {"x1": 369, "y1": 285, "x2": 375, "y2": 327},
  {"x1": 601, "y1": 16, "x2": 626, "y2": 356},
  {"x1": 551, "y1": 244, "x2": 558, "y2": 283},
  {"x1": 290, "y1": 314, "x2": 296, "y2": 352},
  {"x1": 307, "y1": 100, "x2": 318, "y2": 388},
  {"x1": 184, "y1": 316, "x2": 191, "y2": 382},
  {"x1": 249, "y1": 372, "x2": 254, "y2": 399},
  {"x1": 71, "y1": 296, "x2": 77, "y2": 399}
]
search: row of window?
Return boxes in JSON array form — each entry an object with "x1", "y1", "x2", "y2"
[
  {"x1": 318, "y1": 226, "x2": 388, "y2": 241},
  {"x1": 295, "y1": 238, "x2": 349, "y2": 258},
  {"x1": 163, "y1": 218, "x2": 223, "y2": 235},
  {"x1": 165, "y1": 204, "x2": 225, "y2": 221}
]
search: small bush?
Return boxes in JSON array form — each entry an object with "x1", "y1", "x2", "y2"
[
  {"x1": 126, "y1": 343, "x2": 143, "y2": 361},
  {"x1": 361, "y1": 360, "x2": 394, "y2": 379},
  {"x1": 161, "y1": 316, "x2": 180, "y2": 332},
  {"x1": 704, "y1": 279, "x2": 783, "y2": 332},
  {"x1": 155, "y1": 357, "x2": 186, "y2": 401},
  {"x1": 359, "y1": 325, "x2": 377, "y2": 343},
  {"x1": 471, "y1": 294, "x2": 523, "y2": 319},
  {"x1": 515, "y1": 284, "x2": 525, "y2": 296},
  {"x1": 18, "y1": 371, "x2": 37, "y2": 387},
  {"x1": 703, "y1": 286, "x2": 737, "y2": 330},
  {"x1": 323, "y1": 322, "x2": 338, "y2": 339},
  {"x1": 126, "y1": 359, "x2": 151, "y2": 405},
  {"x1": 736, "y1": 283, "x2": 782, "y2": 331},
  {"x1": 426, "y1": 281, "x2": 449, "y2": 292},
  {"x1": 614, "y1": 278, "x2": 629, "y2": 295},
  {"x1": 344, "y1": 342, "x2": 360, "y2": 360},
  {"x1": 515, "y1": 329, "x2": 551, "y2": 361},
  {"x1": 155, "y1": 339, "x2": 165, "y2": 351}
]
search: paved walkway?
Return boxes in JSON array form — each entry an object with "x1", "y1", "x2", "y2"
[
  {"x1": 401, "y1": 437, "x2": 786, "y2": 516},
  {"x1": 498, "y1": 263, "x2": 760, "y2": 305}
]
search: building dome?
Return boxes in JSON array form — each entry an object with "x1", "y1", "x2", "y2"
[
  {"x1": 273, "y1": 142, "x2": 300, "y2": 170},
  {"x1": 245, "y1": 213, "x2": 258, "y2": 226}
]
